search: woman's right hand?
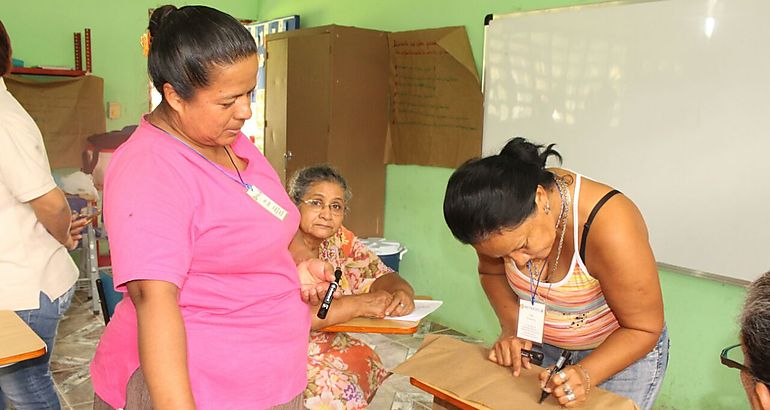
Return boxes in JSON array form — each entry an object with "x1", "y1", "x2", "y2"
[
  {"x1": 297, "y1": 258, "x2": 338, "y2": 304},
  {"x1": 356, "y1": 290, "x2": 393, "y2": 318},
  {"x1": 488, "y1": 328, "x2": 533, "y2": 376}
]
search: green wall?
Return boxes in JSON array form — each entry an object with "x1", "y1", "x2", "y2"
[
  {"x1": 258, "y1": 1, "x2": 750, "y2": 409},
  {"x1": 1, "y1": 1, "x2": 260, "y2": 132}
]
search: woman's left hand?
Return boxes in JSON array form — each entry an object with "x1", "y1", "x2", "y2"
[
  {"x1": 297, "y1": 258, "x2": 339, "y2": 305},
  {"x1": 539, "y1": 365, "x2": 588, "y2": 408},
  {"x1": 384, "y1": 289, "x2": 414, "y2": 317},
  {"x1": 65, "y1": 215, "x2": 91, "y2": 251}
]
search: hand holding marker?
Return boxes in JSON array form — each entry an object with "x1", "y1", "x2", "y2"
[
  {"x1": 539, "y1": 350, "x2": 573, "y2": 404},
  {"x1": 317, "y1": 267, "x2": 342, "y2": 319}
]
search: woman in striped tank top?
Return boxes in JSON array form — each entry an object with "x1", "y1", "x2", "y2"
[{"x1": 443, "y1": 138, "x2": 668, "y2": 409}]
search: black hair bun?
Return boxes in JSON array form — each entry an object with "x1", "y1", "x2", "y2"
[
  {"x1": 148, "y1": 5, "x2": 178, "y2": 37},
  {"x1": 499, "y1": 137, "x2": 562, "y2": 169}
]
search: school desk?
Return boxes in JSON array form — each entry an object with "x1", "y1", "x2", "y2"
[{"x1": 0, "y1": 310, "x2": 46, "y2": 366}]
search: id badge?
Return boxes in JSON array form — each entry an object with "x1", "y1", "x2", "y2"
[
  {"x1": 246, "y1": 185, "x2": 287, "y2": 221},
  {"x1": 517, "y1": 301, "x2": 546, "y2": 344}
]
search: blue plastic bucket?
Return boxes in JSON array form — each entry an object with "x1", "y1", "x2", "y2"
[
  {"x1": 379, "y1": 253, "x2": 401, "y2": 272},
  {"x1": 362, "y1": 239, "x2": 407, "y2": 272}
]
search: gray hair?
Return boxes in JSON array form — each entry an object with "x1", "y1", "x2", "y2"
[
  {"x1": 287, "y1": 165, "x2": 353, "y2": 205},
  {"x1": 741, "y1": 270, "x2": 770, "y2": 385}
]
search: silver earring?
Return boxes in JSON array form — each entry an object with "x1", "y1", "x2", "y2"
[{"x1": 544, "y1": 202, "x2": 551, "y2": 214}]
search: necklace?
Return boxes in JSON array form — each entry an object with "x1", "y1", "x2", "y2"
[
  {"x1": 223, "y1": 146, "x2": 246, "y2": 186},
  {"x1": 150, "y1": 120, "x2": 250, "y2": 189},
  {"x1": 526, "y1": 176, "x2": 571, "y2": 293},
  {"x1": 546, "y1": 177, "x2": 571, "y2": 281}
]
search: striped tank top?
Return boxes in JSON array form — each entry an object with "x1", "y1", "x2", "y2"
[{"x1": 506, "y1": 175, "x2": 620, "y2": 350}]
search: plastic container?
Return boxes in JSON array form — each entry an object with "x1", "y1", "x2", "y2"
[{"x1": 361, "y1": 238, "x2": 408, "y2": 272}]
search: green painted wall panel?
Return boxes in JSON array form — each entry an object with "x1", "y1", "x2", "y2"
[
  {"x1": 258, "y1": 1, "x2": 751, "y2": 408},
  {"x1": 1, "y1": 1, "x2": 260, "y2": 131}
]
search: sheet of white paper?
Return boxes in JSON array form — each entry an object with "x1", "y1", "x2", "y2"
[{"x1": 386, "y1": 300, "x2": 443, "y2": 322}]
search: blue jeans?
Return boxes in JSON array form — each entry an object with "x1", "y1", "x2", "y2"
[
  {"x1": 539, "y1": 326, "x2": 669, "y2": 410},
  {"x1": 0, "y1": 288, "x2": 74, "y2": 410}
]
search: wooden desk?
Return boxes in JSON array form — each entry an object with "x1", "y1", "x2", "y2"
[
  {"x1": 321, "y1": 317, "x2": 419, "y2": 334},
  {"x1": 410, "y1": 377, "x2": 488, "y2": 410},
  {"x1": 321, "y1": 296, "x2": 434, "y2": 334},
  {"x1": 0, "y1": 310, "x2": 46, "y2": 366}
]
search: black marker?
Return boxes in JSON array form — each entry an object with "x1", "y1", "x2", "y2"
[
  {"x1": 539, "y1": 350, "x2": 572, "y2": 404},
  {"x1": 317, "y1": 268, "x2": 342, "y2": 319}
]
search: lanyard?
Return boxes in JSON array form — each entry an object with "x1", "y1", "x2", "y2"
[
  {"x1": 526, "y1": 260, "x2": 547, "y2": 305},
  {"x1": 151, "y1": 123, "x2": 251, "y2": 190}
]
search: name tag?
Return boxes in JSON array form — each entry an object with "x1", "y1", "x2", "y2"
[
  {"x1": 247, "y1": 185, "x2": 287, "y2": 221},
  {"x1": 517, "y1": 301, "x2": 546, "y2": 344}
]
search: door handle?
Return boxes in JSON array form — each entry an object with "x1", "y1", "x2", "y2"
[{"x1": 284, "y1": 150, "x2": 293, "y2": 161}]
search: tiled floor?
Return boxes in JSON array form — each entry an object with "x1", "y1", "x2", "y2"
[{"x1": 48, "y1": 289, "x2": 484, "y2": 410}]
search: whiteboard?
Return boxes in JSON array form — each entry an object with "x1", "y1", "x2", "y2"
[{"x1": 482, "y1": 0, "x2": 770, "y2": 284}]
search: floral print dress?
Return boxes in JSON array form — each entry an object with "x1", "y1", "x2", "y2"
[{"x1": 304, "y1": 226, "x2": 393, "y2": 410}]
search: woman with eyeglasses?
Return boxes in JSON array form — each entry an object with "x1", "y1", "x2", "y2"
[
  {"x1": 723, "y1": 270, "x2": 770, "y2": 409},
  {"x1": 287, "y1": 165, "x2": 415, "y2": 409}
]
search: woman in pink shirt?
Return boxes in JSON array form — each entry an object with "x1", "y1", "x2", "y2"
[{"x1": 90, "y1": 5, "x2": 332, "y2": 410}]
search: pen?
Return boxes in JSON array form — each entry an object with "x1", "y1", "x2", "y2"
[
  {"x1": 539, "y1": 350, "x2": 572, "y2": 404},
  {"x1": 316, "y1": 268, "x2": 342, "y2": 319},
  {"x1": 520, "y1": 348, "x2": 544, "y2": 366}
]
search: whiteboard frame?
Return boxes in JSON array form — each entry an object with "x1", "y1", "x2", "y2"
[{"x1": 657, "y1": 263, "x2": 749, "y2": 287}]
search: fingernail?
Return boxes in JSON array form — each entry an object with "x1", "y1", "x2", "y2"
[{"x1": 514, "y1": 371, "x2": 519, "y2": 377}]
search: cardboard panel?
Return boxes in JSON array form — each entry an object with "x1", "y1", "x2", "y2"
[
  {"x1": 395, "y1": 335, "x2": 641, "y2": 410},
  {"x1": 327, "y1": 26, "x2": 389, "y2": 237},
  {"x1": 387, "y1": 27, "x2": 483, "y2": 168},
  {"x1": 6, "y1": 75, "x2": 106, "y2": 169}
]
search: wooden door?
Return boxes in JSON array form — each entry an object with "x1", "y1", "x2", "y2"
[
  {"x1": 264, "y1": 38, "x2": 288, "y2": 183},
  {"x1": 265, "y1": 33, "x2": 332, "y2": 186}
]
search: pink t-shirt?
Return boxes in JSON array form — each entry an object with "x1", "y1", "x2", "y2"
[{"x1": 90, "y1": 117, "x2": 309, "y2": 409}]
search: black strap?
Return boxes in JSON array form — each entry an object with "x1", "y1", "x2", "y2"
[{"x1": 579, "y1": 190, "x2": 621, "y2": 263}]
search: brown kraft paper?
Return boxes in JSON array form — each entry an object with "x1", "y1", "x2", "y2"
[
  {"x1": 6, "y1": 75, "x2": 106, "y2": 169},
  {"x1": 394, "y1": 334, "x2": 641, "y2": 409}
]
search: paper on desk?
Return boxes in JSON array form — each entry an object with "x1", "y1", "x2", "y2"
[
  {"x1": 386, "y1": 299, "x2": 442, "y2": 321},
  {"x1": 394, "y1": 335, "x2": 641, "y2": 410}
]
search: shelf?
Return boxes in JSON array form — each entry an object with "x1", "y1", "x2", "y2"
[
  {"x1": 10, "y1": 28, "x2": 91, "y2": 78},
  {"x1": 10, "y1": 67, "x2": 86, "y2": 77}
]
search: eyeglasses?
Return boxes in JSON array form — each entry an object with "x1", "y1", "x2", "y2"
[
  {"x1": 301, "y1": 199, "x2": 346, "y2": 216},
  {"x1": 721, "y1": 344, "x2": 770, "y2": 386}
]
